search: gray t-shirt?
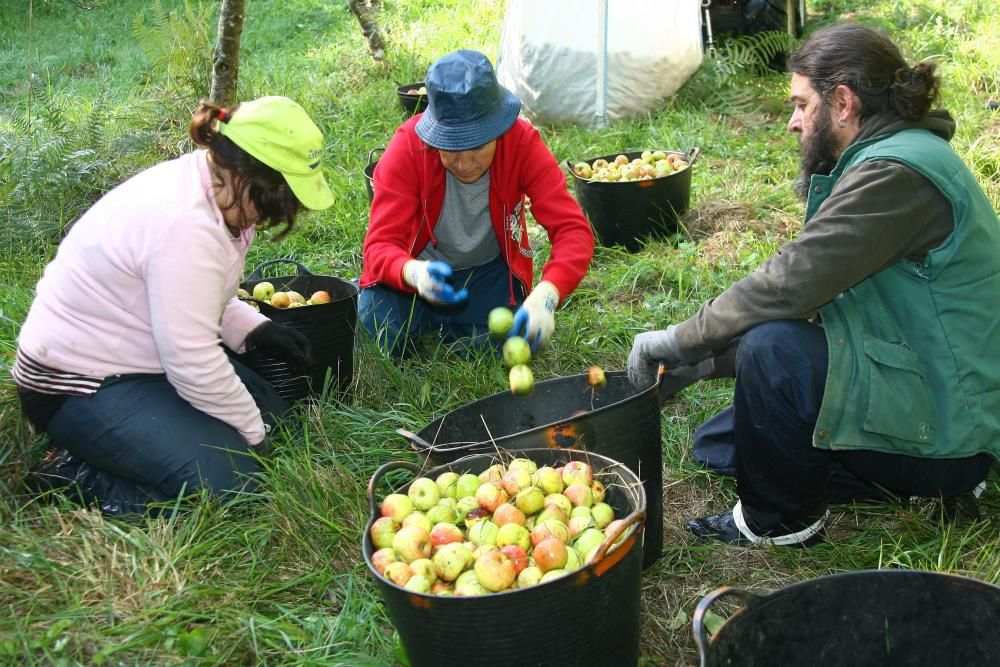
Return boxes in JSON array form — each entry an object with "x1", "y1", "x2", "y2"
[{"x1": 418, "y1": 170, "x2": 499, "y2": 269}]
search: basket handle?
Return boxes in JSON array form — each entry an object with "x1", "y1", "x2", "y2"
[
  {"x1": 366, "y1": 460, "x2": 422, "y2": 517},
  {"x1": 367, "y1": 148, "x2": 385, "y2": 168},
  {"x1": 686, "y1": 147, "x2": 701, "y2": 166},
  {"x1": 692, "y1": 586, "x2": 762, "y2": 667},
  {"x1": 591, "y1": 505, "x2": 647, "y2": 562},
  {"x1": 245, "y1": 258, "x2": 313, "y2": 283}
]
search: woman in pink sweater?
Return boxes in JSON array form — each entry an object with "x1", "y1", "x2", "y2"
[{"x1": 14, "y1": 96, "x2": 333, "y2": 515}]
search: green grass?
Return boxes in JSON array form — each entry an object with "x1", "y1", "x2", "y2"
[{"x1": 2, "y1": 0, "x2": 999, "y2": 664}]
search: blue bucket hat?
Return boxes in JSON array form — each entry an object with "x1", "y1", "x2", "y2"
[{"x1": 414, "y1": 50, "x2": 521, "y2": 151}]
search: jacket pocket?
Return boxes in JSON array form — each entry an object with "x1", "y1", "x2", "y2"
[{"x1": 861, "y1": 335, "x2": 936, "y2": 444}]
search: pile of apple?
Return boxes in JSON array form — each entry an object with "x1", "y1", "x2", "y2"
[
  {"x1": 237, "y1": 281, "x2": 332, "y2": 310},
  {"x1": 404, "y1": 86, "x2": 428, "y2": 96},
  {"x1": 369, "y1": 458, "x2": 632, "y2": 596},
  {"x1": 572, "y1": 150, "x2": 688, "y2": 182}
]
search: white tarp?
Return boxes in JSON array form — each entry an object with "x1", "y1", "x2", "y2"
[{"x1": 497, "y1": 0, "x2": 703, "y2": 127}]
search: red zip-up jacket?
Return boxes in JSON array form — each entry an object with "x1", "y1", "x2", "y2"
[{"x1": 359, "y1": 116, "x2": 594, "y2": 304}]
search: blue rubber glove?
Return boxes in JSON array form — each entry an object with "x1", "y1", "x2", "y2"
[
  {"x1": 403, "y1": 259, "x2": 468, "y2": 305},
  {"x1": 509, "y1": 281, "x2": 559, "y2": 350}
]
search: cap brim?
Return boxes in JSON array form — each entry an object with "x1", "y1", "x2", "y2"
[
  {"x1": 415, "y1": 91, "x2": 521, "y2": 151},
  {"x1": 284, "y1": 170, "x2": 334, "y2": 211}
]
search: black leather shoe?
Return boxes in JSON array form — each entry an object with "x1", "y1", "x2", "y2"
[
  {"x1": 24, "y1": 448, "x2": 84, "y2": 494},
  {"x1": 686, "y1": 510, "x2": 751, "y2": 545}
]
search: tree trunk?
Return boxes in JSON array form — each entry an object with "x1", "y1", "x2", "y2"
[
  {"x1": 210, "y1": 0, "x2": 245, "y2": 105},
  {"x1": 347, "y1": 0, "x2": 386, "y2": 61}
]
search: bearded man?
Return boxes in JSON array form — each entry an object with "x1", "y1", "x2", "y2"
[{"x1": 627, "y1": 23, "x2": 1000, "y2": 546}]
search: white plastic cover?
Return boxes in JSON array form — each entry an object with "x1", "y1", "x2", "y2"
[{"x1": 497, "y1": 0, "x2": 704, "y2": 127}]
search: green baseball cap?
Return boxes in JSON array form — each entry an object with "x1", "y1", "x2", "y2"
[{"x1": 217, "y1": 96, "x2": 334, "y2": 211}]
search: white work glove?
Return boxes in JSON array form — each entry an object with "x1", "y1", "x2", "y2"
[
  {"x1": 627, "y1": 325, "x2": 686, "y2": 389},
  {"x1": 509, "y1": 281, "x2": 559, "y2": 350},
  {"x1": 403, "y1": 259, "x2": 468, "y2": 305}
]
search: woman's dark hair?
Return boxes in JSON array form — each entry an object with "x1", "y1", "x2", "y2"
[
  {"x1": 788, "y1": 23, "x2": 940, "y2": 122},
  {"x1": 189, "y1": 100, "x2": 302, "y2": 239}
]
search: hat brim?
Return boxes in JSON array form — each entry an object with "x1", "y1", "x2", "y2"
[
  {"x1": 285, "y1": 170, "x2": 334, "y2": 211},
  {"x1": 415, "y1": 91, "x2": 521, "y2": 151}
]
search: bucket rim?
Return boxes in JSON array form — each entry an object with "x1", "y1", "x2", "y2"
[{"x1": 566, "y1": 148, "x2": 698, "y2": 184}]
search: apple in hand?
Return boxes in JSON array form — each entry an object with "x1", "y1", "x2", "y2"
[
  {"x1": 474, "y1": 550, "x2": 516, "y2": 592},
  {"x1": 392, "y1": 525, "x2": 431, "y2": 563},
  {"x1": 408, "y1": 477, "x2": 441, "y2": 511},
  {"x1": 380, "y1": 493, "x2": 414, "y2": 523}
]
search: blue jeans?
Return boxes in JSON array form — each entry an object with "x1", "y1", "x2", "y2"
[
  {"x1": 359, "y1": 254, "x2": 526, "y2": 357},
  {"x1": 699, "y1": 320, "x2": 991, "y2": 534},
  {"x1": 44, "y1": 358, "x2": 288, "y2": 515}
]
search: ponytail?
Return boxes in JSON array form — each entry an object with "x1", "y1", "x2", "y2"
[
  {"x1": 188, "y1": 100, "x2": 236, "y2": 146},
  {"x1": 888, "y1": 61, "x2": 940, "y2": 120}
]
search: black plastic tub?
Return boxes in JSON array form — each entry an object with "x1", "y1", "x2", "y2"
[
  {"x1": 396, "y1": 82, "x2": 429, "y2": 115},
  {"x1": 397, "y1": 370, "x2": 696, "y2": 569},
  {"x1": 240, "y1": 259, "x2": 358, "y2": 402},
  {"x1": 693, "y1": 569, "x2": 1000, "y2": 667},
  {"x1": 566, "y1": 148, "x2": 700, "y2": 252},
  {"x1": 363, "y1": 147, "x2": 383, "y2": 205},
  {"x1": 363, "y1": 448, "x2": 646, "y2": 667}
]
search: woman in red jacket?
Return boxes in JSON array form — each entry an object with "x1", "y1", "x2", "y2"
[{"x1": 359, "y1": 50, "x2": 594, "y2": 357}]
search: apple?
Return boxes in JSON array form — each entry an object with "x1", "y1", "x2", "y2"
[
  {"x1": 309, "y1": 290, "x2": 331, "y2": 305},
  {"x1": 430, "y1": 543, "x2": 467, "y2": 582},
  {"x1": 564, "y1": 482, "x2": 594, "y2": 508},
  {"x1": 475, "y1": 482, "x2": 508, "y2": 513},
  {"x1": 370, "y1": 516, "x2": 399, "y2": 550},
  {"x1": 455, "y1": 495, "x2": 480, "y2": 518},
  {"x1": 587, "y1": 365, "x2": 607, "y2": 389},
  {"x1": 499, "y1": 545, "x2": 529, "y2": 575},
  {"x1": 468, "y1": 519, "x2": 499, "y2": 547},
  {"x1": 508, "y1": 458, "x2": 538, "y2": 476},
  {"x1": 404, "y1": 574, "x2": 432, "y2": 593},
  {"x1": 573, "y1": 527, "x2": 607, "y2": 560},
  {"x1": 562, "y1": 461, "x2": 594, "y2": 486},
  {"x1": 534, "y1": 466, "x2": 564, "y2": 494},
  {"x1": 503, "y1": 336, "x2": 531, "y2": 367},
  {"x1": 236, "y1": 287, "x2": 252, "y2": 299},
  {"x1": 535, "y1": 504, "x2": 569, "y2": 527},
  {"x1": 431, "y1": 581, "x2": 453, "y2": 595},
  {"x1": 474, "y1": 550, "x2": 516, "y2": 592},
  {"x1": 517, "y1": 565, "x2": 543, "y2": 589},
  {"x1": 425, "y1": 502, "x2": 457, "y2": 526},
  {"x1": 370, "y1": 547, "x2": 398, "y2": 575},
  {"x1": 591, "y1": 501, "x2": 615, "y2": 529},
  {"x1": 543, "y1": 493, "x2": 573, "y2": 518},
  {"x1": 540, "y1": 569, "x2": 569, "y2": 583},
  {"x1": 463, "y1": 506, "x2": 491, "y2": 529},
  {"x1": 455, "y1": 569, "x2": 479, "y2": 589},
  {"x1": 509, "y1": 364, "x2": 535, "y2": 395},
  {"x1": 287, "y1": 301, "x2": 305, "y2": 308},
  {"x1": 408, "y1": 558, "x2": 437, "y2": 583},
  {"x1": 472, "y1": 544, "x2": 498, "y2": 561},
  {"x1": 380, "y1": 493, "x2": 414, "y2": 523},
  {"x1": 564, "y1": 545, "x2": 583, "y2": 572},
  {"x1": 383, "y1": 561, "x2": 413, "y2": 586},
  {"x1": 488, "y1": 307, "x2": 514, "y2": 337},
  {"x1": 392, "y1": 525, "x2": 431, "y2": 563},
  {"x1": 478, "y1": 464, "x2": 506, "y2": 484},
  {"x1": 496, "y1": 523, "x2": 531, "y2": 552},
  {"x1": 573, "y1": 162, "x2": 593, "y2": 179},
  {"x1": 530, "y1": 519, "x2": 570, "y2": 547},
  {"x1": 455, "y1": 473, "x2": 481, "y2": 499},
  {"x1": 492, "y1": 502, "x2": 526, "y2": 527},
  {"x1": 592, "y1": 158, "x2": 609, "y2": 170},
  {"x1": 252, "y1": 281, "x2": 275, "y2": 301},
  {"x1": 570, "y1": 505, "x2": 593, "y2": 521},
  {"x1": 401, "y1": 511, "x2": 431, "y2": 534},
  {"x1": 454, "y1": 579, "x2": 489, "y2": 597},
  {"x1": 591, "y1": 480, "x2": 607, "y2": 503},
  {"x1": 501, "y1": 467, "x2": 532, "y2": 496},
  {"x1": 533, "y1": 537, "x2": 569, "y2": 573},
  {"x1": 434, "y1": 471, "x2": 460, "y2": 499},
  {"x1": 514, "y1": 486, "x2": 545, "y2": 516},
  {"x1": 568, "y1": 515, "x2": 596, "y2": 537},
  {"x1": 429, "y1": 522, "x2": 464, "y2": 547},
  {"x1": 286, "y1": 291, "x2": 306, "y2": 305},
  {"x1": 270, "y1": 291, "x2": 291, "y2": 308},
  {"x1": 614, "y1": 154, "x2": 629, "y2": 167},
  {"x1": 407, "y1": 477, "x2": 441, "y2": 511}
]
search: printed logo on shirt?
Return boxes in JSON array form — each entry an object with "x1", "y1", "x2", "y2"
[{"x1": 506, "y1": 200, "x2": 533, "y2": 258}]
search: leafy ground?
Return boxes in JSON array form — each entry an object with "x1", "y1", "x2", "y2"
[{"x1": 1, "y1": 0, "x2": 999, "y2": 664}]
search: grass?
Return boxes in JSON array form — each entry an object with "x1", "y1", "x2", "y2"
[{"x1": 2, "y1": 0, "x2": 999, "y2": 664}]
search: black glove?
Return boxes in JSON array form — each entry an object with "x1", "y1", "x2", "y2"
[{"x1": 245, "y1": 321, "x2": 313, "y2": 374}]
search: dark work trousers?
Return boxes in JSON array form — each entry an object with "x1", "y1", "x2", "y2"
[
  {"x1": 41, "y1": 358, "x2": 288, "y2": 516},
  {"x1": 704, "y1": 320, "x2": 992, "y2": 535},
  {"x1": 359, "y1": 253, "x2": 526, "y2": 358}
]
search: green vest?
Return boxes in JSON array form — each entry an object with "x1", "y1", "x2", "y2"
[{"x1": 809, "y1": 129, "x2": 1000, "y2": 461}]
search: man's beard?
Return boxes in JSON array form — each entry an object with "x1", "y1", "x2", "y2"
[{"x1": 794, "y1": 110, "x2": 841, "y2": 200}]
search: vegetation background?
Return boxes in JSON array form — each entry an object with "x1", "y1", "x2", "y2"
[{"x1": 1, "y1": 0, "x2": 998, "y2": 664}]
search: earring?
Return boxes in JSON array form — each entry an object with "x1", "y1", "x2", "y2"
[{"x1": 837, "y1": 119, "x2": 847, "y2": 128}]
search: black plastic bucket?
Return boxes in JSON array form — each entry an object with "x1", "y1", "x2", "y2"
[
  {"x1": 397, "y1": 370, "x2": 697, "y2": 569},
  {"x1": 566, "y1": 147, "x2": 700, "y2": 252},
  {"x1": 693, "y1": 569, "x2": 1000, "y2": 667},
  {"x1": 363, "y1": 448, "x2": 646, "y2": 667},
  {"x1": 240, "y1": 259, "x2": 358, "y2": 402},
  {"x1": 396, "y1": 81, "x2": 429, "y2": 115},
  {"x1": 363, "y1": 147, "x2": 384, "y2": 205}
]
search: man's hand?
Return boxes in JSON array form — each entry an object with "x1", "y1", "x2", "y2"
[
  {"x1": 245, "y1": 321, "x2": 313, "y2": 374},
  {"x1": 403, "y1": 259, "x2": 468, "y2": 305},
  {"x1": 627, "y1": 325, "x2": 685, "y2": 389},
  {"x1": 509, "y1": 281, "x2": 559, "y2": 350}
]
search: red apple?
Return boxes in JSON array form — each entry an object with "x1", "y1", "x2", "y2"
[
  {"x1": 534, "y1": 537, "x2": 569, "y2": 573},
  {"x1": 492, "y1": 502, "x2": 526, "y2": 527},
  {"x1": 475, "y1": 482, "x2": 508, "y2": 513},
  {"x1": 383, "y1": 561, "x2": 413, "y2": 586},
  {"x1": 499, "y1": 544, "x2": 529, "y2": 575},
  {"x1": 309, "y1": 290, "x2": 331, "y2": 304},
  {"x1": 530, "y1": 519, "x2": 570, "y2": 547},
  {"x1": 370, "y1": 547, "x2": 398, "y2": 575},
  {"x1": 429, "y1": 522, "x2": 464, "y2": 547},
  {"x1": 561, "y1": 461, "x2": 594, "y2": 486},
  {"x1": 564, "y1": 482, "x2": 594, "y2": 508},
  {"x1": 587, "y1": 365, "x2": 607, "y2": 388},
  {"x1": 380, "y1": 493, "x2": 414, "y2": 523}
]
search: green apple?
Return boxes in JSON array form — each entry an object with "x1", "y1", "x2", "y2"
[
  {"x1": 433, "y1": 542, "x2": 471, "y2": 582},
  {"x1": 496, "y1": 522, "x2": 531, "y2": 552},
  {"x1": 404, "y1": 573, "x2": 432, "y2": 593},
  {"x1": 435, "y1": 471, "x2": 460, "y2": 499},
  {"x1": 488, "y1": 307, "x2": 515, "y2": 337},
  {"x1": 468, "y1": 519, "x2": 499, "y2": 547},
  {"x1": 408, "y1": 558, "x2": 437, "y2": 584},
  {"x1": 501, "y1": 467, "x2": 532, "y2": 496},
  {"x1": 517, "y1": 565, "x2": 543, "y2": 588},
  {"x1": 407, "y1": 477, "x2": 441, "y2": 511},
  {"x1": 543, "y1": 493, "x2": 573, "y2": 518},
  {"x1": 236, "y1": 287, "x2": 252, "y2": 299},
  {"x1": 509, "y1": 364, "x2": 534, "y2": 395},
  {"x1": 503, "y1": 336, "x2": 531, "y2": 368},
  {"x1": 514, "y1": 486, "x2": 545, "y2": 516},
  {"x1": 370, "y1": 516, "x2": 399, "y2": 550},
  {"x1": 455, "y1": 473, "x2": 481, "y2": 499},
  {"x1": 591, "y1": 480, "x2": 606, "y2": 503},
  {"x1": 534, "y1": 466, "x2": 564, "y2": 494},
  {"x1": 425, "y1": 503, "x2": 457, "y2": 526},
  {"x1": 401, "y1": 511, "x2": 431, "y2": 534},
  {"x1": 455, "y1": 495, "x2": 480, "y2": 518},
  {"x1": 591, "y1": 502, "x2": 615, "y2": 529},
  {"x1": 568, "y1": 515, "x2": 596, "y2": 537},
  {"x1": 252, "y1": 281, "x2": 275, "y2": 301},
  {"x1": 508, "y1": 457, "x2": 538, "y2": 476},
  {"x1": 540, "y1": 569, "x2": 569, "y2": 583},
  {"x1": 564, "y1": 545, "x2": 583, "y2": 572},
  {"x1": 392, "y1": 525, "x2": 431, "y2": 563},
  {"x1": 380, "y1": 493, "x2": 414, "y2": 523},
  {"x1": 573, "y1": 527, "x2": 607, "y2": 561}
]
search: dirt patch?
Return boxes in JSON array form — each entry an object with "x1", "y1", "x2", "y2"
[{"x1": 680, "y1": 200, "x2": 799, "y2": 266}]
